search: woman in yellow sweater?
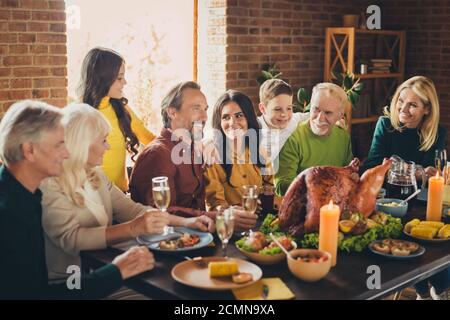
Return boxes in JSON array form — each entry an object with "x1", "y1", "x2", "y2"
[
  {"x1": 78, "y1": 47, "x2": 156, "y2": 191},
  {"x1": 205, "y1": 90, "x2": 272, "y2": 226}
]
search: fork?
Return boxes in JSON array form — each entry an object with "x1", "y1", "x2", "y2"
[{"x1": 143, "y1": 233, "x2": 180, "y2": 245}]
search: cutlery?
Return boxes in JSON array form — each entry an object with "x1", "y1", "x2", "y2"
[
  {"x1": 269, "y1": 232, "x2": 293, "y2": 259},
  {"x1": 400, "y1": 189, "x2": 421, "y2": 205},
  {"x1": 143, "y1": 233, "x2": 180, "y2": 245},
  {"x1": 184, "y1": 256, "x2": 207, "y2": 268}
]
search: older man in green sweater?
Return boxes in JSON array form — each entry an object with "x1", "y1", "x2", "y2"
[{"x1": 275, "y1": 83, "x2": 353, "y2": 195}]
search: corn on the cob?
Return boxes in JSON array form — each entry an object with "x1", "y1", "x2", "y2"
[
  {"x1": 404, "y1": 219, "x2": 420, "y2": 233},
  {"x1": 208, "y1": 261, "x2": 239, "y2": 277},
  {"x1": 419, "y1": 221, "x2": 444, "y2": 229},
  {"x1": 437, "y1": 225, "x2": 450, "y2": 239},
  {"x1": 411, "y1": 226, "x2": 438, "y2": 239}
]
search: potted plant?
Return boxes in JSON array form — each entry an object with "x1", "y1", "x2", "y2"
[
  {"x1": 257, "y1": 63, "x2": 283, "y2": 85},
  {"x1": 296, "y1": 72, "x2": 365, "y2": 122}
]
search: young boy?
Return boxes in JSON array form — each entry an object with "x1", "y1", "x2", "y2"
[{"x1": 258, "y1": 79, "x2": 309, "y2": 173}]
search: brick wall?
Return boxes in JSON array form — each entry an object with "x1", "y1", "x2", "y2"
[
  {"x1": 225, "y1": 0, "x2": 371, "y2": 106},
  {"x1": 222, "y1": 0, "x2": 373, "y2": 158},
  {"x1": 0, "y1": 0, "x2": 67, "y2": 114},
  {"x1": 380, "y1": 0, "x2": 450, "y2": 152}
]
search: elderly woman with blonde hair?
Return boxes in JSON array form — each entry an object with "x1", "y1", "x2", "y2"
[
  {"x1": 41, "y1": 103, "x2": 214, "y2": 280},
  {"x1": 362, "y1": 76, "x2": 446, "y2": 176}
]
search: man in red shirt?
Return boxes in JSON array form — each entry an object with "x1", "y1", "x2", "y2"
[{"x1": 129, "y1": 82, "x2": 257, "y2": 232}]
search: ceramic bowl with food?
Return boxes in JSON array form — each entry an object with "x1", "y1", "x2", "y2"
[
  {"x1": 287, "y1": 249, "x2": 331, "y2": 282},
  {"x1": 375, "y1": 198, "x2": 408, "y2": 217}
]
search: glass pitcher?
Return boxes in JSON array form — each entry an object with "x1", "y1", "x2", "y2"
[{"x1": 386, "y1": 155, "x2": 426, "y2": 200}]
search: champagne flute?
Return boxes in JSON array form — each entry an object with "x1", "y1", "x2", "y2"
[
  {"x1": 216, "y1": 208, "x2": 235, "y2": 257},
  {"x1": 152, "y1": 176, "x2": 171, "y2": 235},
  {"x1": 241, "y1": 184, "x2": 259, "y2": 214}
]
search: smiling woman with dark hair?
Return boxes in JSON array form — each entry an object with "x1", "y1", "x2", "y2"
[
  {"x1": 78, "y1": 47, "x2": 156, "y2": 191},
  {"x1": 205, "y1": 90, "x2": 272, "y2": 232}
]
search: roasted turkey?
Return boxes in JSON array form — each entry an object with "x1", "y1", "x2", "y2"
[{"x1": 278, "y1": 158, "x2": 392, "y2": 237}]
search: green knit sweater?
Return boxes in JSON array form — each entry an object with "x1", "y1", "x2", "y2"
[
  {"x1": 361, "y1": 117, "x2": 447, "y2": 172},
  {"x1": 275, "y1": 121, "x2": 353, "y2": 195}
]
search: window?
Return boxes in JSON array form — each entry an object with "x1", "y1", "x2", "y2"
[{"x1": 66, "y1": 0, "x2": 195, "y2": 133}]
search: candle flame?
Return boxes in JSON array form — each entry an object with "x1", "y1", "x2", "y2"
[
  {"x1": 328, "y1": 200, "x2": 334, "y2": 209},
  {"x1": 436, "y1": 171, "x2": 440, "y2": 178}
]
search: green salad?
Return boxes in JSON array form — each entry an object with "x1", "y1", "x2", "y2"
[{"x1": 259, "y1": 213, "x2": 280, "y2": 234}]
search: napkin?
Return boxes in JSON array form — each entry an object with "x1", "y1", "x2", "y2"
[{"x1": 232, "y1": 277, "x2": 295, "y2": 300}]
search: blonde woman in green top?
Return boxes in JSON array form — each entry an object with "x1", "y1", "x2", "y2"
[
  {"x1": 275, "y1": 83, "x2": 353, "y2": 196},
  {"x1": 362, "y1": 76, "x2": 446, "y2": 177},
  {"x1": 362, "y1": 76, "x2": 448, "y2": 300}
]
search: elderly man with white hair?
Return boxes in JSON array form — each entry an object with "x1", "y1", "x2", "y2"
[{"x1": 274, "y1": 83, "x2": 354, "y2": 196}]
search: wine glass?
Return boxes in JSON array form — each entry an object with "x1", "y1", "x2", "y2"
[
  {"x1": 216, "y1": 208, "x2": 235, "y2": 257},
  {"x1": 152, "y1": 176, "x2": 171, "y2": 235},
  {"x1": 241, "y1": 184, "x2": 259, "y2": 214}
]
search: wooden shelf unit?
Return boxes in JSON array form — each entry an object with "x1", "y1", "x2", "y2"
[{"x1": 324, "y1": 27, "x2": 406, "y2": 131}]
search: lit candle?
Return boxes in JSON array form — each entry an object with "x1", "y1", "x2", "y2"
[
  {"x1": 426, "y1": 172, "x2": 444, "y2": 221},
  {"x1": 319, "y1": 200, "x2": 340, "y2": 267}
]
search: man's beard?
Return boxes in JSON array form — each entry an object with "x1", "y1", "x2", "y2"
[{"x1": 310, "y1": 120, "x2": 330, "y2": 136}]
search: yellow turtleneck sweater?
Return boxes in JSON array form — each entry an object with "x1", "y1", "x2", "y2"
[
  {"x1": 204, "y1": 148, "x2": 273, "y2": 211},
  {"x1": 98, "y1": 97, "x2": 156, "y2": 191}
]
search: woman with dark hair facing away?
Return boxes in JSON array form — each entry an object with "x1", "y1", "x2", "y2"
[
  {"x1": 78, "y1": 47, "x2": 156, "y2": 192},
  {"x1": 205, "y1": 90, "x2": 272, "y2": 231}
]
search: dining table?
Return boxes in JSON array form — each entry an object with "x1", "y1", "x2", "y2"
[{"x1": 80, "y1": 201, "x2": 449, "y2": 300}]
